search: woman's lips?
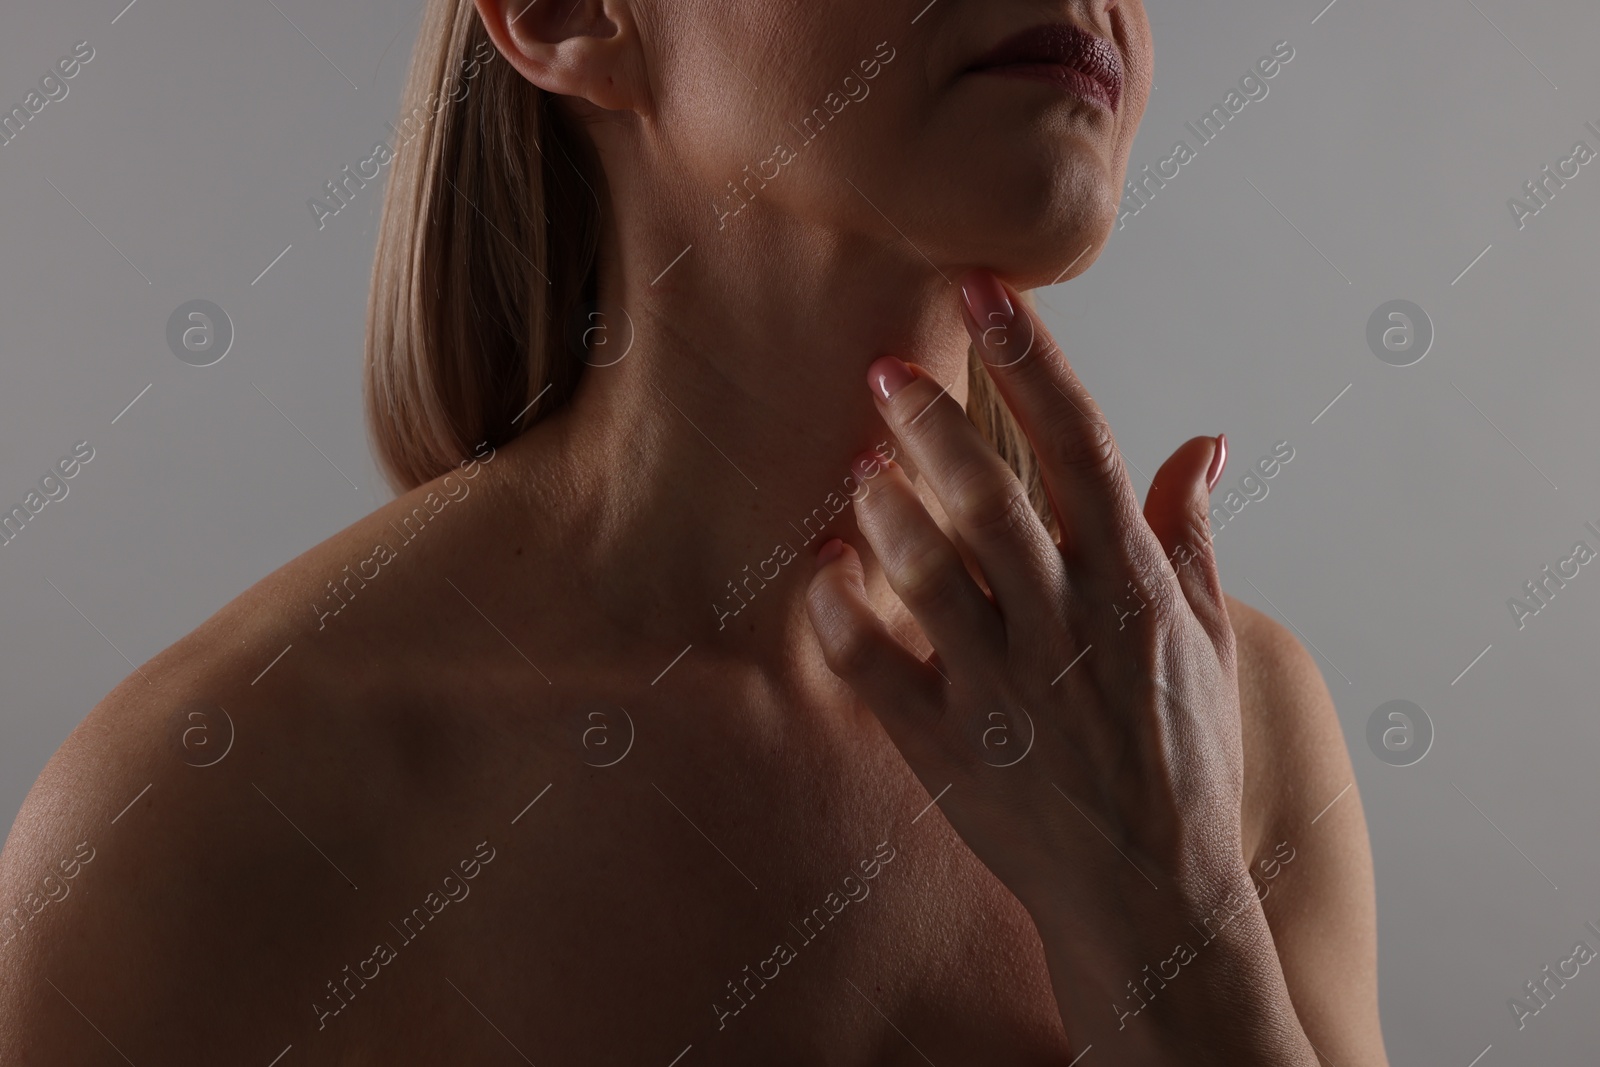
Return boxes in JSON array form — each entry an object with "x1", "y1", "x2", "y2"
[{"x1": 967, "y1": 23, "x2": 1123, "y2": 113}]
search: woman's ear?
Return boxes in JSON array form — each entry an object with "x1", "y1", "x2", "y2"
[{"x1": 473, "y1": 0, "x2": 643, "y2": 113}]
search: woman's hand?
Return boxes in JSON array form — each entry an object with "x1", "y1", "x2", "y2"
[{"x1": 805, "y1": 271, "x2": 1316, "y2": 1066}]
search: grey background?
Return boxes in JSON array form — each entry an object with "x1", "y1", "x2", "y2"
[{"x1": 2, "y1": 0, "x2": 1597, "y2": 1060}]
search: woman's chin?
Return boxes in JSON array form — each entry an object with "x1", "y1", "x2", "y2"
[
  {"x1": 944, "y1": 175, "x2": 1120, "y2": 289},
  {"x1": 962, "y1": 218, "x2": 1117, "y2": 292}
]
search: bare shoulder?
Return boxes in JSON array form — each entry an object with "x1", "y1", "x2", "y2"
[
  {"x1": 1226, "y1": 592, "x2": 1370, "y2": 879},
  {"x1": 0, "y1": 443, "x2": 566, "y2": 1060},
  {"x1": 1224, "y1": 592, "x2": 1388, "y2": 1065},
  {"x1": 0, "y1": 586, "x2": 363, "y2": 1058},
  {"x1": 1226, "y1": 593, "x2": 1357, "y2": 853},
  {"x1": 0, "y1": 644, "x2": 342, "y2": 1060}
]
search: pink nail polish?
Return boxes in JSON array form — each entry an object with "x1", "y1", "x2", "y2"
[
  {"x1": 868, "y1": 356, "x2": 914, "y2": 401},
  {"x1": 959, "y1": 271, "x2": 1015, "y2": 331},
  {"x1": 1205, "y1": 434, "x2": 1228, "y2": 491}
]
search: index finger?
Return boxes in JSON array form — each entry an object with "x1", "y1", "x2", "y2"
[{"x1": 957, "y1": 269, "x2": 1159, "y2": 572}]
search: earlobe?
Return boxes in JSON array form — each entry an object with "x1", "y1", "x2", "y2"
[{"x1": 473, "y1": 0, "x2": 641, "y2": 113}]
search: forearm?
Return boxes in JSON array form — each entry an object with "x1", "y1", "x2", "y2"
[{"x1": 1031, "y1": 870, "x2": 1319, "y2": 1067}]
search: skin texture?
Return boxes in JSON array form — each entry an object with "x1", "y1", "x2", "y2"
[{"x1": 0, "y1": 0, "x2": 1385, "y2": 1063}]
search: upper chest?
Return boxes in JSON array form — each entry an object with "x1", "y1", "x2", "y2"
[{"x1": 309, "y1": 677, "x2": 1075, "y2": 1065}]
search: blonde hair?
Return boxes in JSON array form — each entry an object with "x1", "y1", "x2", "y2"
[{"x1": 365, "y1": 0, "x2": 1054, "y2": 534}]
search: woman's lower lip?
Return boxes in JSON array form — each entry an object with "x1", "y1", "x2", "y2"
[{"x1": 969, "y1": 64, "x2": 1117, "y2": 112}]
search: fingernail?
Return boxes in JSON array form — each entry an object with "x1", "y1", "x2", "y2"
[
  {"x1": 959, "y1": 271, "x2": 1015, "y2": 333},
  {"x1": 1205, "y1": 434, "x2": 1228, "y2": 491},
  {"x1": 869, "y1": 355, "x2": 914, "y2": 401},
  {"x1": 816, "y1": 538, "x2": 846, "y2": 565}
]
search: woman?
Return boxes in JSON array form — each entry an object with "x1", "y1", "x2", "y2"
[{"x1": 0, "y1": 0, "x2": 1385, "y2": 1062}]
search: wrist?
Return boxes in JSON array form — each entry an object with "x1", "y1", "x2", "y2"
[
  {"x1": 1033, "y1": 868, "x2": 1317, "y2": 1066},
  {"x1": 1127, "y1": 901, "x2": 1316, "y2": 1067}
]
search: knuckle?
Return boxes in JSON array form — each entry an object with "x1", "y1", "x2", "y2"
[
  {"x1": 1160, "y1": 500, "x2": 1229, "y2": 615},
  {"x1": 892, "y1": 388, "x2": 949, "y2": 444},
  {"x1": 1142, "y1": 574, "x2": 1186, "y2": 624},
  {"x1": 893, "y1": 540, "x2": 968, "y2": 615},
  {"x1": 1166, "y1": 530, "x2": 1209, "y2": 582},
  {"x1": 1164, "y1": 492, "x2": 1215, "y2": 564},
  {"x1": 821, "y1": 623, "x2": 882, "y2": 680},
  {"x1": 1183, "y1": 529, "x2": 1223, "y2": 592},
  {"x1": 1105, "y1": 566, "x2": 1178, "y2": 636},
  {"x1": 1185, "y1": 500, "x2": 1219, "y2": 561},
  {"x1": 1096, "y1": 505, "x2": 1164, "y2": 580},
  {"x1": 1045, "y1": 415, "x2": 1122, "y2": 483},
  {"x1": 948, "y1": 467, "x2": 1034, "y2": 542}
]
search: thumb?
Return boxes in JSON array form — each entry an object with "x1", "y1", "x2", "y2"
[{"x1": 1144, "y1": 434, "x2": 1229, "y2": 631}]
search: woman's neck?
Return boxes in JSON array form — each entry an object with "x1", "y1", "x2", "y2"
[{"x1": 520, "y1": 232, "x2": 975, "y2": 680}]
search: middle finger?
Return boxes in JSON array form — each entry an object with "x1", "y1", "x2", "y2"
[
  {"x1": 957, "y1": 269, "x2": 1168, "y2": 579},
  {"x1": 866, "y1": 355, "x2": 1067, "y2": 620}
]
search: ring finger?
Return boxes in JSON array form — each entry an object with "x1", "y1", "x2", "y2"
[{"x1": 850, "y1": 451, "x2": 1005, "y2": 673}]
